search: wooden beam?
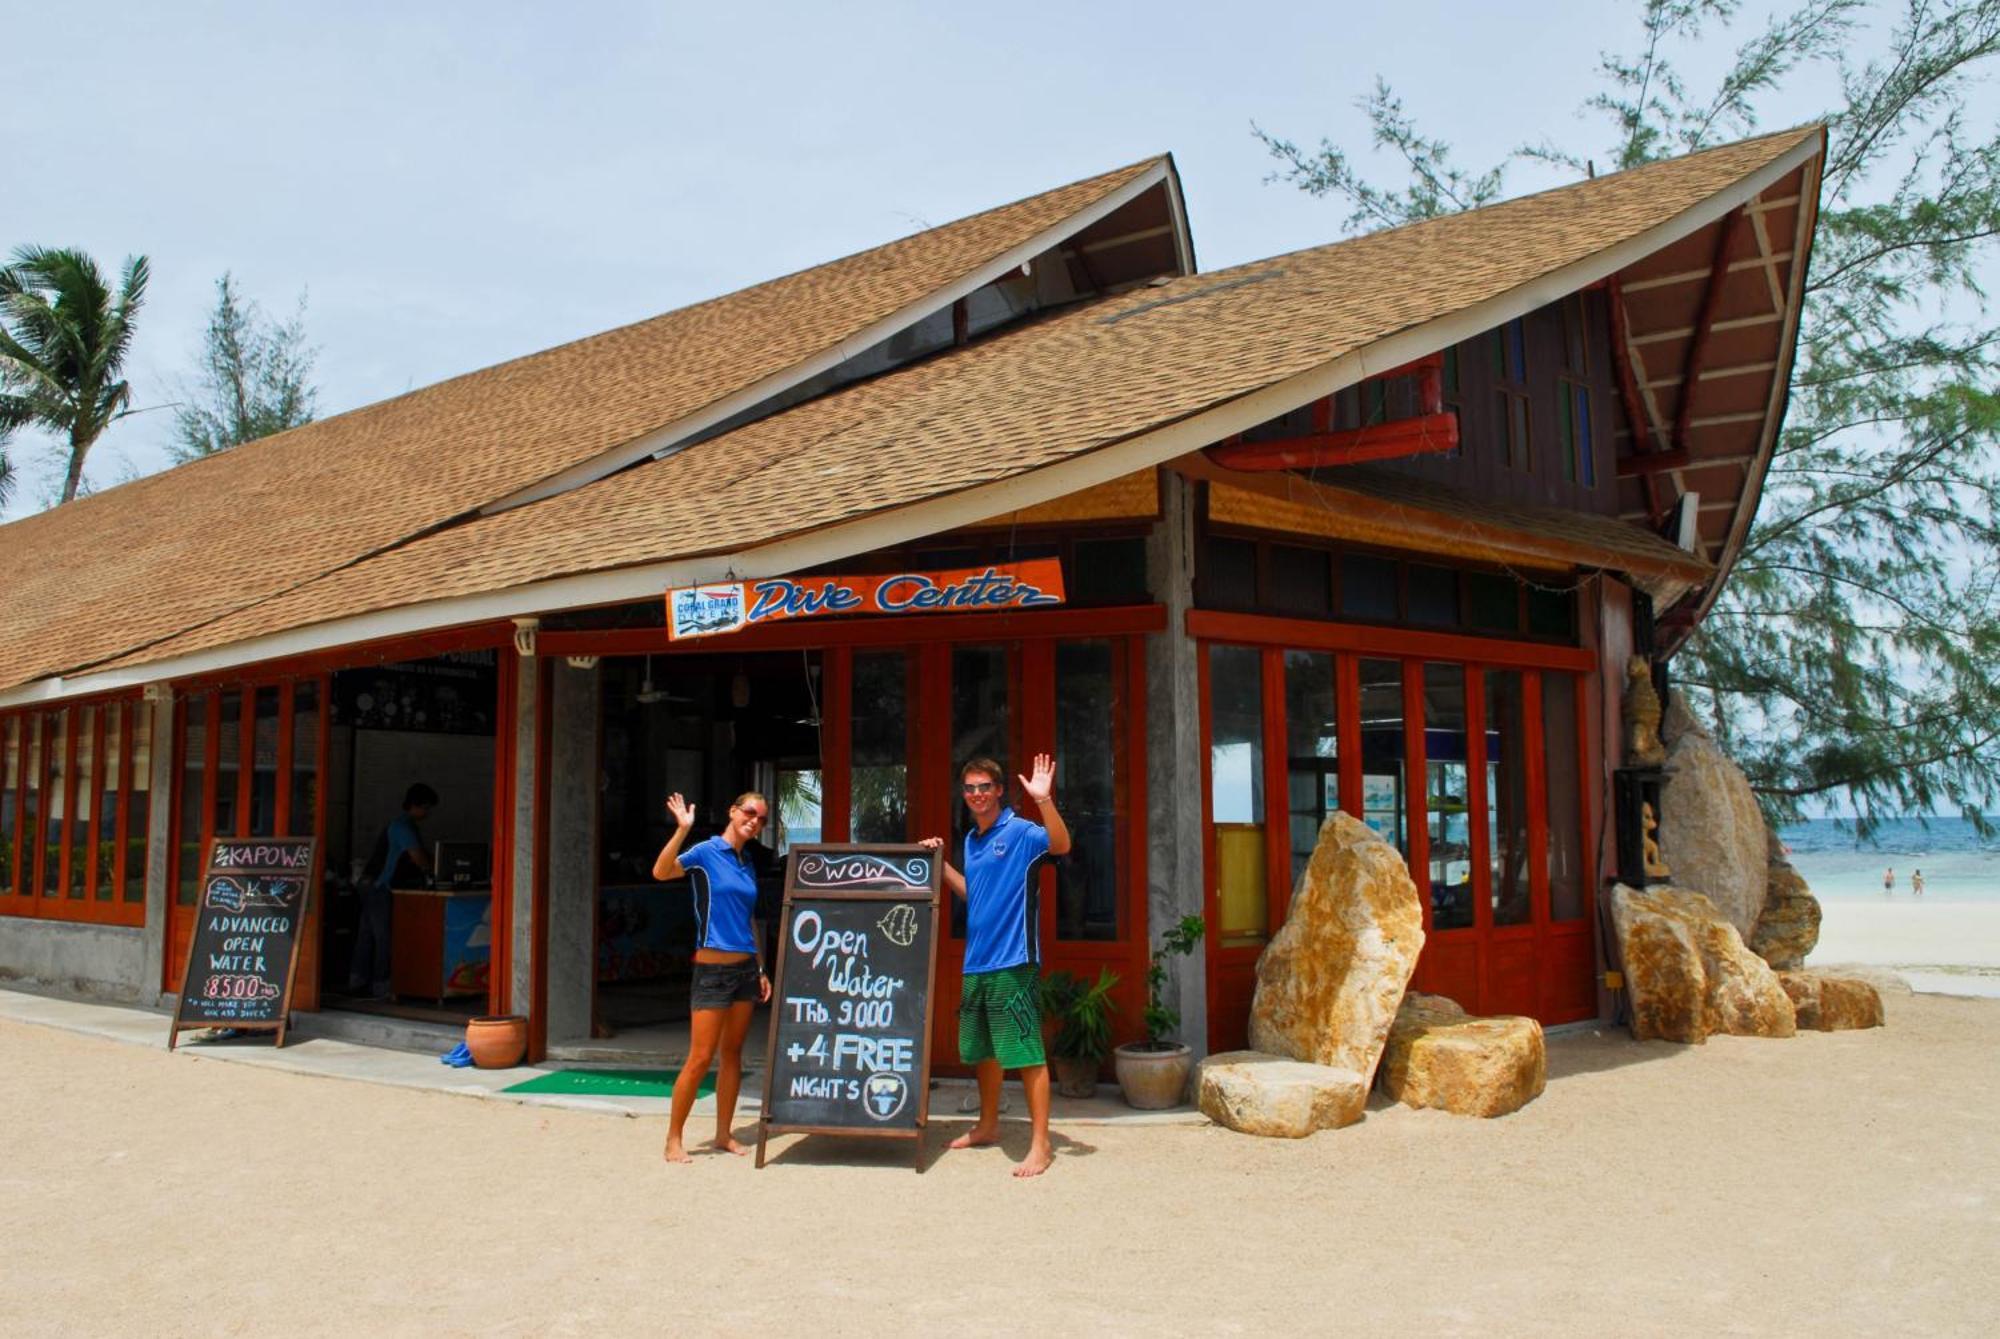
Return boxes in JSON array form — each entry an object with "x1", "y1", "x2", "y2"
[
  {"x1": 1607, "y1": 274, "x2": 1668, "y2": 523},
  {"x1": 1630, "y1": 311, "x2": 1781, "y2": 347},
  {"x1": 1620, "y1": 252, "x2": 1794, "y2": 293},
  {"x1": 1205, "y1": 412, "x2": 1459, "y2": 471},
  {"x1": 1674, "y1": 206, "x2": 1748, "y2": 457}
]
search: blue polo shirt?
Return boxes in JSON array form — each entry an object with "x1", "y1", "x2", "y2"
[
  {"x1": 962, "y1": 807, "x2": 1053, "y2": 975},
  {"x1": 677, "y1": 837, "x2": 760, "y2": 955},
  {"x1": 374, "y1": 815, "x2": 426, "y2": 892}
]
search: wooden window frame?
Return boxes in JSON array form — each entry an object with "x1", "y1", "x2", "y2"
[{"x1": 0, "y1": 695, "x2": 148, "y2": 927}]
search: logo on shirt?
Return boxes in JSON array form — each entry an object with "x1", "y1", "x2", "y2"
[{"x1": 989, "y1": 842, "x2": 1007, "y2": 856}]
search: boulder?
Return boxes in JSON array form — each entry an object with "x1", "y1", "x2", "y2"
[
  {"x1": 1750, "y1": 830, "x2": 1822, "y2": 970},
  {"x1": 1610, "y1": 883, "x2": 1797, "y2": 1043},
  {"x1": 1196, "y1": 1051, "x2": 1368, "y2": 1138},
  {"x1": 1657, "y1": 694, "x2": 1768, "y2": 938},
  {"x1": 1776, "y1": 970, "x2": 1886, "y2": 1031},
  {"x1": 1248, "y1": 813, "x2": 1425, "y2": 1083},
  {"x1": 1378, "y1": 992, "x2": 1546, "y2": 1118}
]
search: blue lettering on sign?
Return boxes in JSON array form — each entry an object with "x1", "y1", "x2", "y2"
[
  {"x1": 877, "y1": 568, "x2": 1061, "y2": 613},
  {"x1": 748, "y1": 580, "x2": 866, "y2": 622}
]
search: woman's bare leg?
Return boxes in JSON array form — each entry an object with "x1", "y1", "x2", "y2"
[
  {"x1": 711, "y1": 999, "x2": 757, "y2": 1153},
  {"x1": 665, "y1": 1007, "x2": 724, "y2": 1163}
]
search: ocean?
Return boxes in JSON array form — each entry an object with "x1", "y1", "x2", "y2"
[{"x1": 1777, "y1": 816, "x2": 2000, "y2": 903}]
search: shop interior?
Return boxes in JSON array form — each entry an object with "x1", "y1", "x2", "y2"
[
  {"x1": 319, "y1": 652, "x2": 500, "y2": 1022},
  {"x1": 591, "y1": 650, "x2": 823, "y2": 1049}
]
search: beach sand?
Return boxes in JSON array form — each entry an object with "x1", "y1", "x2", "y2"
[
  {"x1": 4, "y1": 991, "x2": 1997, "y2": 1335},
  {"x1": 1811, "y1": 899, "x2": 2000, "y2": 997}
]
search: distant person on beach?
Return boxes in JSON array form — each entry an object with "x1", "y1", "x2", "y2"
[
  {"x1": 1912, "y1": 869, "x2": 1925, "y2": 897},
  {"x1": 1884, "y1": 867, "x2": 1895, "y2": 895},
  {"x1": 921, "y1": 753, "x2": 1071, "y2": 1179}
]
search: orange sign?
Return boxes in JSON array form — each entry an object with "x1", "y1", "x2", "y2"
[{"x1": 666, "y1": 558, "x2": 1067, "y2": 641}]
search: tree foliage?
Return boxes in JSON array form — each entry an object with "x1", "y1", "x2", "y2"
[
  {"x1": 170, "y1": 272, "x2": 317, "y2": 462},
  {"x1": 1258, "y1": 0, "x2": 2000, "y2": 834},
  {"x1": 0, "y1": 245, "x2": 150, "y2": 505}
]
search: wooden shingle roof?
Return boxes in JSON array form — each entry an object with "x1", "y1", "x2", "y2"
[{"x1": 7, "y1": 129, "x2": 1825, "y2": 695}]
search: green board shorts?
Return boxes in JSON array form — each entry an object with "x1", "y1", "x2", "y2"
[{"x1": 958, "y1": 963, "x2": 1045, "y2": 1070}]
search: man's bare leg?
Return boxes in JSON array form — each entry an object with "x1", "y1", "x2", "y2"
[
  {"x1": 1014, "y1": 1063, "x2": 1054, "y2": 1177},
  {"x1": 950, "y1": 1058, "x2": 1004, "y2": 1148}
]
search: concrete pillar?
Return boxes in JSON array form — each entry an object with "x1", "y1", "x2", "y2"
[
  {"x1": 543, "y1": 661, "x2": 600, "y2": 1045},
  {"x1": 508, "y1": 656, "x2": 539, "y2": 1020},
  {"x1": 1145, "y1": 470, "x2": 1209, "y2": 1056},
  {"x1": 141, "y1": 688, "x2": 175, "y2": 1006}
]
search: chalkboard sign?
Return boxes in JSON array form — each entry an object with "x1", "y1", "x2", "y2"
[
  {"x1": 169, "y1": 837, "x2": 316, "y2": 1049},
  {"x1": 757, "y1": 844, "x2": 941, "y2": 1170}
]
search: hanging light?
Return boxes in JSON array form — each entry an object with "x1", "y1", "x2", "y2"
[{"x1": 730, "y1": 670, "x2": 752, "y2": 709}]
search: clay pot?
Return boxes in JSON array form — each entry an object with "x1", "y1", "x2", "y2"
[
  {"x1": 466, "y1": 1015, "x2": 528, "y2": 1069},
  {"x1": 1113, "y1": 1041, "x2": 1193, "y2": 1109},
  {"x1": 1051, "y1": 1054, "x2": 1100, "y2": 1100}
]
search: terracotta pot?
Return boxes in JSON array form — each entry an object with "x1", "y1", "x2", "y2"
[
  {"x1": 1051, "y1": 1054, "x2": 1099, "y2": 1100},
  {"x1": 1113, "y1": 1041, "x2": 1193, "y2": 1110},
  {"x1": 466, "y1": 1014, "x2": 528, "y2": 1069}
]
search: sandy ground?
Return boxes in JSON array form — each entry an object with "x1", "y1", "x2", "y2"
[
  {"x1": 4, "y1": 993, "x2": 1998, "y2": 1336},
  {"x1": 1812, "y1": 899, "x2": 2000, "y2": 969}
]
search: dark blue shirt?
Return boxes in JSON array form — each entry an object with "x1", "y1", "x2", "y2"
[
  {"x1": 961, "y1": 807, "x2": 1052, "y2": 975},
  {"x1": 678, "y1": 837, "x2": 760, "y2": 955}
]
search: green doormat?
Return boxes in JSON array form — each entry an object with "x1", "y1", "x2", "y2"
[{"x1": 502, "y1": 1068, "x2": 712, "y2": 1098}]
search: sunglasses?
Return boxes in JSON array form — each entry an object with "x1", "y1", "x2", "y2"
[
  {"x1": 735, "y1": 807, "x2": 767, "y2": 822},
  {"x1": 960, "y1": 782, "x2": 998, "y2": 795}
]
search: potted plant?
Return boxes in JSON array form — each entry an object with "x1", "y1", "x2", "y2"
[
  {"x1": 1113, "y1": 914, "x2": 1206, "y2": 1109},
  {"x1": 1039, "y1": 967, "x2": 1120, "y2": 1099}
]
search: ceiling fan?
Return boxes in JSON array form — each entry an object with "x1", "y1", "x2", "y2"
[{"x1": 634, "y1": 655, "x2": 693, "y2": 706}]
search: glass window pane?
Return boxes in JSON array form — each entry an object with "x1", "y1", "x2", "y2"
[
  {"x1": 289, "y1": 683, "x2": 318, "y2": 839},
  {"x1": 249, "y1": 688, "x2": 280, "y2": 838},
  {"x1": 1340, "y1": 553, "x2": 1398, "y2": 621},
  {"x1": 1284, "y1": 651, "x2": 1338, "y2": 891},
  {"x1": 177, "y1": 693, "x2": 207, "y2": 907},
  {"x1": 1544, "y1": 675, "x2": 1585, "y2": 921},
  {"x1": 71, "y1": 707, "x2": 94, "y2": 897},
  {"x1": 1424, "y1": 665, "x2": 1472, "y2": 930},
  {"x1": 1357, "y1": 660, "x2": 1407, "y2": 859},
  {"x1": 1466, "y1": 572, "x2": 1520, "y2": 633},
  {"x1": 213, "y1": 691, "x2": 241, "y2": 840},
  {"x1": 1486, "y1": 671, "x2": 1531, "y2": 926},
  {"x1": 1576, "y1": 386, "x2": 1595, "y2": 486},
  {"x1": 775, "y1": 768, "x2": 821, "y2": 855},
  {"x1": 1071, "y1": 536, "x2": 1148, "y2": 606},
  {"x1": 1558, "y1": 384, "x2": 1576, "y2": 482},
  {"x1": 1, "y1": 718, "x2": 18, "y2": 895},
  {"x1": 1269, "y1": 544, "x2": 1330, "y2": 615},
  {"x1": 97, "y1": 708, "x2": 121, "y2": 901},
  {"x1": 1526, "y1": 586, "x2": 1575, "y2": 638},
  {"x1": 951, "y1": 646, "x2": 1011, "y2": 938},
  {"x1": 1202, "y1": 537, "x2": 1258, "y2": 609},
  {"x1": 1407, "y1": 564, "x2": 1458, "y2": 627},
  {"x1": 1055, "y1": 641, "x2": 1120, "y2": 942},
  {"x1": 23, "y1": 719, "x2": 45, "y2": 896},
  {"x1": 42, "y1": 713, "x2": 66, "y2": 898},
  {"x1": 1209, "y1": 645, "x2": 1266, "y2": 946},
  {"x1": 126, "y1": 703, "x2": 152, "y2": 904},
  {"x1": 851, "y1": 651, "x2": 909, "y2": 843}
]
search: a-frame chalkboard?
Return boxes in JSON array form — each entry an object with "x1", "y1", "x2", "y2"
[
  {"x1": 169, "y1": 837, "x2": 316, "y2": 1049},
  {"x1": 757, "y1": 844, "x2": 941, "y2": 1171}
]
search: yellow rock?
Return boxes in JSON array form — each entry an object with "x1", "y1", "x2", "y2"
[
  {"x1": 1196, "y1": 1051, "x2": 1368, "y2": 1138},
  {"x1": 1776, "y1": 970, "x2": 1885, "y2": 1031},
  {"x1": 1750, "y1": 832, "x2": 1822, "y2": 970},
  {"x1": 1248, "y1": 813, "x2": 1425, "y2": 1082},
  {"x1": 1610, "y1": 883, "x2": 1797, "y2": 1043},
  {"x1": 1378, "y1": 992, "x2": 1546, "y2": 1118}
]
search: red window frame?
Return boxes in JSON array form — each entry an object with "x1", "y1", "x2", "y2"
[{"x1": 0, "y1": 695, "x2": 150, "y2": 927}]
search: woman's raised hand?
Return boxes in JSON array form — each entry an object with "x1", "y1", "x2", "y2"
[{"x1": 664, "y1": 793, "x2": 696, "y2": 830}]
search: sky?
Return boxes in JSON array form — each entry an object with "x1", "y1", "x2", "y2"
[{"x1": 4, "y1": 0, "x2": 1926, "y2": 519}]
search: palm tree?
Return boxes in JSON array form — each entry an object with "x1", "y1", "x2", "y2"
[{"x1": 0, "y1": 246, "x2": 150, "y2": 504}]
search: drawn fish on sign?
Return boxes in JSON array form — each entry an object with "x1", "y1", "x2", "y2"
[{"x1": 206, "y1": 877, "x2": 303, "y2": 913}]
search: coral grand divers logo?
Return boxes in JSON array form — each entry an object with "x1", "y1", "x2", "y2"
[{"x1": 666, "y1": 584, "x2": 747, "y2": 641}]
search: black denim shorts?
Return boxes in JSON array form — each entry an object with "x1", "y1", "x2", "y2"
[{"x1": 690, "y1": 959, "x2": 760, "y2": 1011}]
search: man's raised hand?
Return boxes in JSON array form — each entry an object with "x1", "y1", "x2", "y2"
[{"x1": 1020, "y1": 753, "x2": 1055, "y2": 806}]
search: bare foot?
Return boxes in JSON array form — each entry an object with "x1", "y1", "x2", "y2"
[
  {"x1": 664, "y1": 1138, "x2": 693, "y2": 1164},
  {"x1": 949, "y1": 1125, "x2": 1001, "y2": 1150},
  {"x1": 1013, "y1": 1143, "x2": 1054, "y2": 1178},
  {"x1": 712, "y1": 1137, "x2": 750, "y2": 1156}
]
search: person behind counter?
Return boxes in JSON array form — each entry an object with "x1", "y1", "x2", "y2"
[
  {"x1": 348, "y1": 782, "x2": 438, "y2": 999},
  {"x1": 653, "y1": 790, "x2": 772, "y2": 1163}
]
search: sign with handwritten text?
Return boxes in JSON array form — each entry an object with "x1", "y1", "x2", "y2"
[
  {"x1": 169, "y1": 837, "x2": 316, "y2": 1048},
  {"x1": 757, "y1": 844, "x2": 941, "y2": 1168},
  {"x1": 666, "y1": 558, "x2": 1065, "y2": 642}
]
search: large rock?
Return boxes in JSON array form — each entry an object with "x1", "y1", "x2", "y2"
[
  {"x1": 1610, "y1": 883, "x2": 1797, "y2": 1043},
  {"x1": 1751, "y1": 830, "x2": 1822, "y2": 970},
  {"x1": 1776, "y1": 970, "x2": 1886, "y2": 1031},
  {"x1": 1248, "y1": 813, "x2": 1425, "y2": 1082},
  {"x1": 1657, "y1": 694, "x2": 1768, "y2": 938},
  {"x1": 1377, "y1": 992, "x2": 1546, "y2": 1118},
  {"x1": 1197, "y1": 1051, "x2": 1368, "y2": 1138}
]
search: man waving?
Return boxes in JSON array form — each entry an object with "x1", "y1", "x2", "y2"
[{"x1": 923, "y1": 752, "x2": 1070, "y2": 1178}]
